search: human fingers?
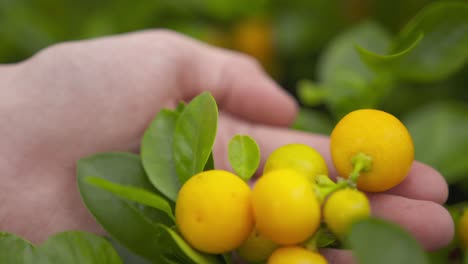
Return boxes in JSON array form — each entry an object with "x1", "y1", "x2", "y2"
[
  {"x1": 154, "y1": 30, "x2": 299, "y2": 126},
  {"x1": 368, "y1": 193, "x2": 453, "y2": 251},
  {"x1": 383, "y1": 162, "x2": 449, "y2": 204},
  {"x1": 319, "y1": 248, "x2": 356, "y2": 264}
]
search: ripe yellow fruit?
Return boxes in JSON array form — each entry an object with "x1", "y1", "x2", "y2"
[
  {"x1": 263, "y1": 143, "x2": 328, "y2": 182},
  {"x1": 330, "y1": 109, "x2": 414, "y2": 192},
  {"x1": 268, "y1": 246, "x2": 328, "y2": 264},
  {"x1": 252, "y1": 169, "x2": 321, "y2": 245},
  {"x1": 323, "y1": 188, "x2": 371, "y2": 238},
  {"x1": 175, "y1": 170, "x2": 254, "y2": 254}
]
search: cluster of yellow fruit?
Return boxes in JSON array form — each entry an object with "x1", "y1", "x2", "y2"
[{"x1": 175, "y1": 109, "x2": 414, "y2": 263}]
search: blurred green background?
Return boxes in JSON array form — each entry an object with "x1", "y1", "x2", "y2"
[
  {"x1": 1, "y1": 0, "x2": 467, "y2": 201},
  {"x1": 1, "y1": 0, "x2": 468, "y2": 261}
]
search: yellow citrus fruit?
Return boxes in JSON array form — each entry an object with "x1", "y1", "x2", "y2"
[
  {"x1": 458, "y1": 209, "x2": 468, "y2": 248},
  {"x1": 323, "y1": 188, "x2": 371, "y2": 238},
  {"x1": 237, "y1": 228, "x2": 279, "y2": 263},
  {"x1": 263, "y1": 143, "x2": 328, "y2": 182},
  {"x1": 268, "y1": 246, "x2": 328, "y2": 264},
  {"x1": 175, "y1": 170, "x2": 254, "y2": 254},
  {"x1": 330, "y1": 109, "x2": 414, "y2": 192},
  {"x1": 252, "y1": 169, "x2": 321, "y2": 245}
]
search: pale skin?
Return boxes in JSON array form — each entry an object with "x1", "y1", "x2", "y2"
[{"x1": 0, "y1": 30, "x2": 454, "y2": 263}]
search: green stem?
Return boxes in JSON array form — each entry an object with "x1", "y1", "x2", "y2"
[
  {"x1": 315, "y1": 180, "x2": 348, "y2": 202},
  {"x1": 349, "y1": 152, "x2": 373, "y2": 186}
]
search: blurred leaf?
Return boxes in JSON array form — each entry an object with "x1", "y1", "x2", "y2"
[
  {"x1": 274, "y1": 2, "x2": 344, "y2": 58},
  {"x1": 316, "y1": 21, "x2": 394, "y2": 119},
  {"x1": 347, "y1": 218, "x2": 429, "y2": 264},
  {"x1": 291, "y1": 108, "x2": 334, "y2": 135},
  {"x1": 228, "y1": 135, "x2": 260, "y2": 181},
  {"x1": 141, "y1": 109, "x2": 181, "y2": 202},
  {"x1": 296, "y1": 79, "x2": 326, "y2": 107},
  {"x1": 77, "y1": 153, "x2": 221, "y2": 264},
  {"x1": 356, "y1": 32, "x2": 423, "y2": 72},
  {"x1": 191, "y1": 0, "x2": 266, "y2": 22},
  {"x1": 403, "y1": 102, "x2": 468, "y2": 183},
  {"x1": 84, "y1": 176, "x2": 175, "y2": 222},
  {"x1": 317, "y1": 20, "x2": 391, "y2": 83},
  {"x1": 392, "y1": 1, "x2": 468, "y2": 82},
  {"x1": 0, "y1": 231, "x2": 122, "y2": 264},
  {"x1": 173, "y1": 92, "x2": 218, "y2": 185}
]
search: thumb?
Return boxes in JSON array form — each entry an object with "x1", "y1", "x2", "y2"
[{"x1": 177, "y1": 36, "x2": 298, "y2": 127}]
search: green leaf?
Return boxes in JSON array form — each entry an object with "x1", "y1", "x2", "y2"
[
  {"x1": 228, "y1": 135, "x2": 260, "y2": 181},
  {"x1": 84, "y1": 176, "x2": 175, "y2": 222},
  {"x1": 347, "y1": 218, "x2": 429, "y2": 264},
  {"x1": 356, "y1": 32, "x2": 423, "y2": 71},
  {"x1": 173, "y1": 92, "x2": 218, "y2": 184},
  {"x1": 403, "y1": 102, "x2": 468, "y2": 183},
  {"x1": 0, "y1": 232, "x2": 34, "y2": 263},
  {"x1": 108, "y1": 237, "x2": 151, "y2": 264},
  {"x1": 0, "y1": 231, "x2": 122, "y2": 264},
  {"x1": 77, "y1": 152, "x2": 221, "y2": 264},
  {"x1": 141, "y1": 109, "x2": 181, "y2": 202},
  {"x1": 161, "y1": 226, "x2": 222, "y2": 264},
  {"x1": 392, "y1": 2, "x2": 468, "y2": 82}
]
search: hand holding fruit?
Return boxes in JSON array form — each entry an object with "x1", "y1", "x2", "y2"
[{"x1": 0, "y1": 30, "x2": 453, "y2": 263}]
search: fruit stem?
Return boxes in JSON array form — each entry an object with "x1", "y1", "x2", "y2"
[
  {"x1": 314, "y1": 175, "x2": 347, "y2": 202},
  {"x1": 349, "y1": 152, "x2": 372, "y2": 186}
]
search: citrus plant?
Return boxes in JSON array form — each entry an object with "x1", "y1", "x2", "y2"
[{"x1": 0, "y1": 1, "x2": 467, "y2": 263}]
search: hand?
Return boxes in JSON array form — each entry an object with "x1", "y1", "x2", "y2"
[{"x1": 0, "y1": 30, "x2": 453, "y2": 263}]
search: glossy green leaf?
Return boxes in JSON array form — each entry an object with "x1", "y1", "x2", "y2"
[
  {"x1": 347, "y1": 218, "x2": 428, "y2": 264},
  {"x1": 392, "y1": 2, "x2": 468, "y2": 82},
  {"x1": 141, "y1": 109, "x2": 181, "y2": 202},
  {"x1": 162, "y1": 226, "x2": 222, "y2": 264},
  {"x1": 228, "y1": 135, "x2": 260, "y2": 181},
  {"x1": 84, "y1": 176, "x2": 175, "y2": 222},
  {"x1": 77, "y1": 152, "x2": 221, "y2": 264},
  {"x1": 173, "y1": 92, "x2": 218, "y2": 184},
  {"x1": 0, "y1": 231, "x2": 122, "y2": 264},
  {"x1": 356, "y1": 32, "x2": 423, "y2": 71},
  {"x1": 403, "y1": 102, "x2": 468, "y2": 183},
  {"x1": 108, "y1": 237, "x2": 151, "y2": 264}
]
